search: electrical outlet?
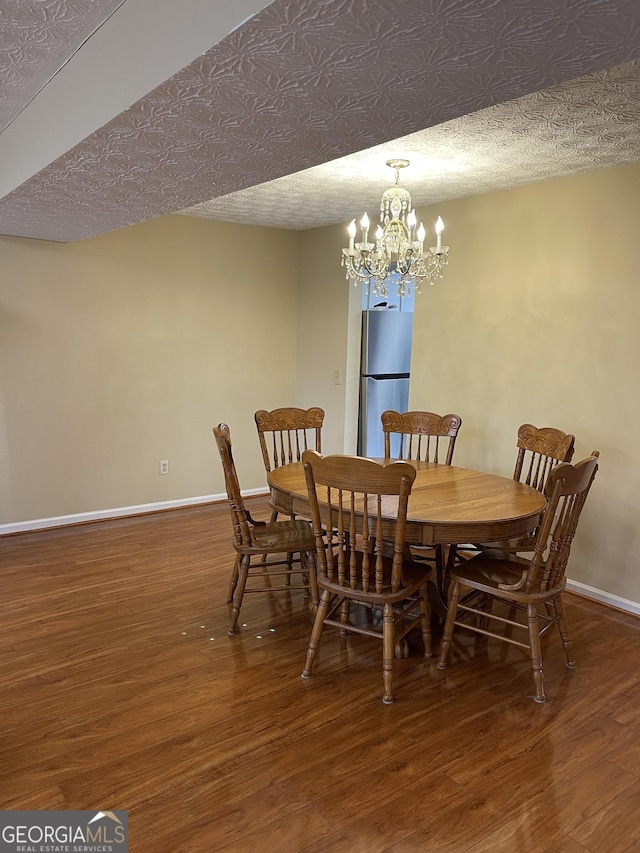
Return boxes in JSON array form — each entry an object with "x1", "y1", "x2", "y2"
[
  {"x1": 159, "y1": 460, "x2": 169, "y2": 475},
  {"x1": 333, "y1": 368, "x2": 341, "y2": 385}
]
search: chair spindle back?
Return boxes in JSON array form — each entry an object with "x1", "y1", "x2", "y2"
[
  {"x1": 514, "y1": 423, "x2": 575, "y2": 492},
  {"x1": 213, "y1": 423, "x2": 252, "y2": 547},
  {"x1": 255, "y1": 407, "x2": 324, "y2": 472},
  {"x1": 381, "y1": 410, "x2": 462, "y2": 464},
  {"x1": 302, "y1": 451, "x2": 416, "y2": 595},
  {"x1": 524, "y1": 453, "x2": 599, "y2": 594}
]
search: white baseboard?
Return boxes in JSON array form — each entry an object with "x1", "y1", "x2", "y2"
[
  {"x1": 0, "y1": 488, "x2": 268, "y2": 536},
  {"x1": 3, "y1": 508, "x2": 638, "y2": 618},
  {"x1": 565, "y1": 579, "x2": 640, "y2": 617}
]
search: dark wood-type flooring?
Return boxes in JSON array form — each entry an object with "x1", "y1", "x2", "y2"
[{"x1": 2, "y1": 498, "x2": 640, "y2": 852}]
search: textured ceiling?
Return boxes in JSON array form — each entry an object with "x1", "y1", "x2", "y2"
[
  {"x1": 0, "y1": 0, "x2": 125, "y2": 133},
  {"x1": 183, "y1": 59, "x2": 640, "y2": 231},
  {"x1": 0, "y1": 0, "x2": 639, "y2": 242}
]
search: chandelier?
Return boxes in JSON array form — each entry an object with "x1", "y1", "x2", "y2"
[{"x1": 341, "y1": 159, "x2": 449, "y2": 298}]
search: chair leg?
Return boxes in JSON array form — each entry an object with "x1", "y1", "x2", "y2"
[
  {"x1": 227, "y1": 553, "x2": 240, "y2": 604},
  {"x1": 444, "y1": 545, "x2": 459, "y2": 597},
  {"x1": 437, "y1": 580, "x2": 461, "y2": 669},
  {"x1": 382, "y1": 602, "x2": 395, "y2": 704},
  {"x1": 477, "y1": 593, "x2": 493, "y2": 633},
  {"x1": 554, "y1": 595, "x2": 576, "y2": 669},
  {"x1": 339, "y1": 598, "x2": 350, "y2": 637},
  {"x1": 505, "y1": 604, "x2": 518, "y2": 639},
  {"x1": 300, "y1": 548, "x2": 318, "y2": 602},
  {"x1": 300, "y1": 548, "x2": 311, "y2": 599},
  {"x1": 527, "y1": 603, "x2": 545, "y2": 703},
  {"x1": 301, "y1": 589, "x2": 331, "y2": 679},
  {"x1": 284, "y1": 511, "x2": 296, "y2": 584},
  {"x1": 306, "y1": 551, "x2": 319, "y2": 609},
  {"x1": 419, "y1": 584, "x2": 432, "y2": 658},
  {"x1": 228, "y1": 555, "x2": 250, "y2": 636},
  {"x1": 435, "y1": 545, "x2": 445, "y2": 598}
]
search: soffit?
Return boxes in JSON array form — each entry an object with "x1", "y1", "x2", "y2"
[{"x1": 0, "y1": 0, "x2": 639, "y2": 242}]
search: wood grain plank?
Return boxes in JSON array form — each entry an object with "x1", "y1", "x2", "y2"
[
  {"x1": 1, "y1": 499, "x2": 639, "y2": 852},
  {"x1": 569, "y1": 779, "x2": 640, "y2": 852}
]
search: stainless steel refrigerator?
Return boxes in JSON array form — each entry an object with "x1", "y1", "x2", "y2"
[{"x1": 358, "y1": 309, "x2": 413, "y2": 458}]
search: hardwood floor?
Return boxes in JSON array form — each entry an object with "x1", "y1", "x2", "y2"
[{"x1": 1, "y1": 498, "x2": 640, "y2": 852}]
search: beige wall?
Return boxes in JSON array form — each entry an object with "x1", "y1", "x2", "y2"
[
  {"x1": 3, "y1": 163, "x2": 639, "y2": 607},
  {"x1": 0, "y1": 215, "x2": 299, "y2": 524},
  {"x1": 296, "y1": 226, "x2": 361, "y2": 456},
  {"x1": 297, "y1": 163, "x2": 640, "y2": 607}
]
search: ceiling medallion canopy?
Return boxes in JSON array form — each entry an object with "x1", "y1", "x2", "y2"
[{"x1": 341, "y1": 159, "x2": 449, "y2": 298}]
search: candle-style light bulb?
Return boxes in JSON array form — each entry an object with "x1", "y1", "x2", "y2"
[
  {"x1": 348, "y1": 218, "x2": 356, "y2": 250},
  {"x1": 407, "y1": 210, "x2": 418, "y2": 240},
  {"x1": 435, "y1": 216, "x2": 444, "y2": 251},
  {"x1": 375, "y1": 225, "x2": 383, "y2": 243},
  {"x1": 417, "y1": 223, "x2": 426, "y2": 253},
  {"x1": 361, "y1": 212, "x2": 369, "y2": 245}
]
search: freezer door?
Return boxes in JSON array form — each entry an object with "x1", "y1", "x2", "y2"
[
  {"x1": 359, "y1": 376, "x2": 410, "y2": 458},
  {"x1": 361, "y1": 310, "x2": 413, "y2": 376}
]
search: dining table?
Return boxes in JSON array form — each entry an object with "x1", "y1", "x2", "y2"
[{"x1": 267, "y1": 457, "x2": 548, "y2": 609}]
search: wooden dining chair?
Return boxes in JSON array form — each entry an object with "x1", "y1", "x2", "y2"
[
  {"x1": 300, "y1": 450, "x2": 432, "y2": 704},
  {"x1": 255, "y1": 406, "x2": 325, "y2": 522},
  {"x1": 381, "y1": 409, "x2": 462, "y2": 464},
  {"x1": 514, "y1": 423, "x2": 576, "y2": 491},
  {"x1": 437, "y1": 452, "x2": 599, "y2": 703},
  {"x1": 213, "y1": 423, "x2": 318, "y2": 635},
  {"x1": 478, "y1": 423, "x2": 576, "y2": 556},
  {"x1": 381, "y1": 409, "x2": 462, "y2": 591}
]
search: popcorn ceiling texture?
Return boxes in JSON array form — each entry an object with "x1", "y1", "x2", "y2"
[{"x1": 0, "y1": 0, "x2": 639, "y2": 242}]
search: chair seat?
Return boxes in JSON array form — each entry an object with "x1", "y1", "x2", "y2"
[
  {"x1": 474, "y1": 534, "x2": 536, "y2": 554},
  {"x1": 453, "y1": 552, "x2": 569, "y2": 605},
  {"x1": 452, "y1": 550, "x2": 528, "y2": 590},
  {"x1": 319, "y1": 550, "x2": 429, "y2": 603},
  {"x1": 251, "y1": 518, "x2": 315, "y2": 551}
]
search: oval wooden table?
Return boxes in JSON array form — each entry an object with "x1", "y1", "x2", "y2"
[{"x1": 268, "y1": 458, "x2": 548, "y2": 613}]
